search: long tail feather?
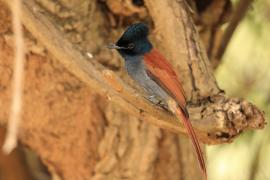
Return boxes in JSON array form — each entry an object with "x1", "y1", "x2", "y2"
[{"x1": 175, "y1": 107, "x2": 207, "y2": 180}]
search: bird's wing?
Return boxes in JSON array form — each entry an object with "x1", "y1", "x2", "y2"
[
  {"x1": 144, "y1": 48, "x2": 207, "y2": 179},
  {"x1": 144, "y1": 48, "x2": 188, "y2": 115}
]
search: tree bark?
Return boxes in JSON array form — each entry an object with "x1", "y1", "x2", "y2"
[{"x1": 0, "y1": 0, "x2": 265, "y2": 180}]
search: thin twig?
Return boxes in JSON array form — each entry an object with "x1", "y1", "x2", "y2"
[
  {"x1": 216, "y1": 0, "x2": 254, "y2": 60},
  {"x1": 3, "y1": 0, "x2": 25, "y2": 154}
]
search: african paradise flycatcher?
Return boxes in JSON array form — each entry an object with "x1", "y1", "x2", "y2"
[{"x1": 108, "y1": 23, "x2": 207, "y2": 179}]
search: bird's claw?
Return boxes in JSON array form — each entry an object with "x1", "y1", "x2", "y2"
[{"x1": 145, "y1": 95, "x2": 168, "y2": 110}]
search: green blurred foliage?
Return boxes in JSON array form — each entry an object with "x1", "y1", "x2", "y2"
[{"x1": 207, "y1": 0, "x2": 270, "y2": 180}]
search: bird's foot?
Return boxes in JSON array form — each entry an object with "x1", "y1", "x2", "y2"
[{"x1": 145, "y1": 95, "x2": 168, "y2": 110}]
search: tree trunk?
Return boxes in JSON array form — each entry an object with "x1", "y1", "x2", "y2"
[{"x1": 0, "y1": 0, "x2": 264, "y2": 180}]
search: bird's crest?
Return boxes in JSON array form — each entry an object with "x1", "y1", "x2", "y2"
[{"x1": 117, "y1": 23, "x2": 149, "y2": 46}]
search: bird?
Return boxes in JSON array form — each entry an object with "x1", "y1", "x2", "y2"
[{"x1": 108, "y1": 22, "x2": 207, "y2": 179}]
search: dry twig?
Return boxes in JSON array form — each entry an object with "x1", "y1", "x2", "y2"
[
  {"x1": 2, "y1": 0, "x2": 25, "y2": 154},
  {"x1": 216, "y1": 0, "x2": 254, "y2": 60}
]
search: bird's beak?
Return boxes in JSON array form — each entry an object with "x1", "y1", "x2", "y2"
[
  {"x1": 107, "y1": 43, "x2": 122, "y2": 49},
  {"x1": 107, "y1": 43, "x2": 126, "y2": 49}
]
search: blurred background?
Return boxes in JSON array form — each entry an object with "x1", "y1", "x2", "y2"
[{"x1": 207, "y1": 0, "x2": 270, "y2": 179}]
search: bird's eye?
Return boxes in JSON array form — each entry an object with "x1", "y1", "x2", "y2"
[{"x1": 127, "y1": 43, "x2": 134, "y2": 49}]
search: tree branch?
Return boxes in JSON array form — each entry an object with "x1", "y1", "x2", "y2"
[
  {"x1": 3, "y1": 0, "x2": 265, "y2": 144},
  {"x1": 144, "y1": 0, "x2": 265, "y2": 143}
]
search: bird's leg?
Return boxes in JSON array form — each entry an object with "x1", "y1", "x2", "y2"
[
  {"x1": 145, "y1": 95, "x2": 169, "y2": 110},
  {"x1": 146, "y1": 95, "x2": 160, "y2": 104}
]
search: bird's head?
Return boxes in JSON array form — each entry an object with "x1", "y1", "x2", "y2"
[{"x1": 108, "y1": 23, "x2": 152, "y2": 57}]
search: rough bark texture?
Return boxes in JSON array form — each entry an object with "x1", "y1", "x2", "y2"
[{"x1": 0, "y1": 0, "x2": 265, "y2": 180}]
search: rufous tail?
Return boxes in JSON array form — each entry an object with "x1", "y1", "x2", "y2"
[{"x1": 175, "y1": 107, "x2": 207, "y2": 180}]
